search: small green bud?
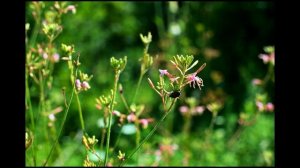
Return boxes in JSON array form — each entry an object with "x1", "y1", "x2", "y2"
[
  {"x1": 79, "y1": 71, "x2": 93, "y2": 82},
  {"x1": 82, "y1": 134, "x2": 98, "y2": 151},
  {"x1": 83, "y1": 156, "x2": 96, "y2": 167},
  {"x1": 99, "y1": 95, "x2": 111, "y2": 106},
  {"x1": 263, "y1": 46, "x2": 274, "y2": 54},
  {"x1": 141, "y1": 53, "x2": 153, "y2": 73},
  {"x1": 61, "y1": 43, "x2": 74, "y2": 54},
  {"x1": 207, "y1": 102, "x2": 222, "y2": 115},
  {"x1": 110, "y1": 56, "x2": 127, "y2": 73},
  {"x1": 140, "y1": 32, "x2": 152, "y2": 44},
  {"x1": 117, "y1": 150, "x2": 125, "y2": 161}
]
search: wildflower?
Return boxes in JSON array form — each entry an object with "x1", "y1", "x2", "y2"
[
  {"x1": 66, "y1": 5, "x2": 76, "y2": 14},
  {"x1": 81, "y1": 81, "x2": 91, "y2": 90},
  {"x1": 265, "y1": 102, "x2": 274, "y2": 112},
  {"x1": 127, "y1": 113, "x2": 137, "y2": 122},
  {"x1": 186, "y1": 73, "x2": 204, "y2": 89},
  {"x1": 194, "y1": 106, "x2": 205, "y2": 115},
  {"x1": 38, "y1": 46, "x2": 43, "y2": 55},
  {"x1": 139, "y1": 118, "x2": 154, "y2": 129},
  {"x1": 252, "y1": 78, "x2": 262, "y2": 85},
  {"x1": 52, "y1": 53, "x2": 60, "y2": 62},
  {"x1": 159, "y1": 69, "x2": 169, "y2": 77},
  {"x1": 256, "y1": 101, "x2": 264, "y2": 112},
  {"x1": 179, "y1": 106, "x2": 189, "y2": 114},
  {"x1": 75, "y1": 79, "x2": 81, "y2": 91},
  {"x1": 43, "y1": 53, "x2": 48, "y2": 59},
  {"x1": 259, "y1": 54, "x2": 270, "y2": 64},
  {"x1": 112, "y1": 110, "x2": 121, "y2": 117}
]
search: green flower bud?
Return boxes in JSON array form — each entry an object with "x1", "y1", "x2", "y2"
[
  {"x1": 110, "y1": 56, "x2": 127, "y2": 73},
  {"x1": 117, "y1": 150, "x2": 126, "y2": 161},
  {"x1": 140, "y1": 32, "x2": 152, "y2": 44}
]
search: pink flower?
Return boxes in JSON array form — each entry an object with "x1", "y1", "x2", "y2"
[
  {"x1": 81, "y1": 81, "x2": 91, "y2": 90},
  {"x1": 259, "y1": 54, "x2": 270, "y2": 64},
  {"x1": 112, "y1": 110, "x2": 121, "y2": 117},
  {"x1": 265, "y1": 102, "x2": 274, "y2": 112},
  {"x1": 43, "y1": 53, "x2": 48, "y2": 59},
  {"x1": 75, "y1": 79, "x2": 81, "y2": 90},
  {"x1": 139, "y1": 118, "x2": 154, "y2": 129},
  {"x1": 194, "y1": 106, "x2": 205, "y2": 114},
  {"x1": 52, "y1": 53, "x2": 60, "y2": 62},
  {"x1": 186, "y1": 73, "x2": 204, "y2": 89},
  {"x1": 179, "y1": 106, "x2": 189, "y2": 114},
  {"x1": 66, "y1": 5, "x2": 76, "y2": 14},
  {"x1": 256, "y1": 101, "x2": 264, "y2": 112},
  {"x1": 38, "y1": 48, "x2": 43, "y2": 55},
  {"x1": 127, "y1": 113, "x2": 137, "y2": 122},
  {"x1": 252, "y1": 78, "x2": 262, "y2": 85},
  {"x1": 159, "y1": 69, "x2": 169, "y2": 77},
  {"x1": 139, "y1": 119, "x2": 149, "y2": 129}
]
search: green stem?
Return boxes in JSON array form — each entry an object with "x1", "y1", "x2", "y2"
[
  {"x1": 135, "y1": 122, "x2": 141, "y2": 165},
  {"x1": 208, "y1": 113, "x2": 217, "y2": 132},
  {"x1": 100, "y1": 127, "x2": 106, "y2": 152},
  {"x1": 119, "y1": 98, "x2": 177, "y2": 167},
  {"x1": 132, "y1": 72, "x2": 143, "y2": 104},
  {"x1": 262, "y1": 63, "x2": 274, "y2": 89},
  {"x1": 38, "y1": 70, "x2": 49, "y2": 144},
  {"x1": 28, "y1": 4, "x2": 41, "y2": 49},
  {"x1": 104, "y1": 72, "x2": 120, "y2": 166},
  {"x1": 75, "y1": 91, "x2": 85, "y2": 131},
  {"x1": 25, "y1": 72, "x2": 37, "y2": 166},
  {"x1": 227, "y1": 125, "x2": 245, "y2": 147},
  {"x1": 43, "y1": 87, "x2": 75, "y2": 166},
  {"x1": 120, "y1": 90, "x2": 130, "y2": 113}
]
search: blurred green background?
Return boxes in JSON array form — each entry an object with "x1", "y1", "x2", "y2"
[{"x1": 26, "y1": 1, "x2": 274, "y2": 166}]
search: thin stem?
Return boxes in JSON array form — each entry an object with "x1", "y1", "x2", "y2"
[
  {"x1": 25, "y1": 71, "x2": 37, "y2": 166},
  {"x1": 119, "y1": 98, "x2": 177, "y2": 167},
  {"x1": 205, "y1": 113, "x2": 217, "y2": 144},
  {"x1": 135, "y1": 122, "x2": 141, "y2": 165},
  {"x1": 38, "y1": 70, "x2": 49, "y2": 143},
  {"x1": 227, "y1": 125, "x2": 245, "y2": 147},
  {"x1": 28, "y1": 3, "x2": 41, "y2": 49},
  {"x1": 100, "y1": 127, "x2": 106, "y2": 152},
  {"x1": 262, "y1": 63, "x2": 274, "y2": 89},
  {"x1": 43, "y1": 87, "x2": 75, "y2": 166},
  {"x1": 119, "y1": 89, "x2": 130, "y2": 113},
  {"x1": 104, "y1": 72, "x2": 120, "y2": 166},
  {"x1": 132, "y1": 72, "x2": 144, "y2": 104},
  {"x1": 208, "y1": 113, "x2": 217, "y2": 132},
  {"x1": 75, "y1": 91, "x2": 85, "y2": 131}
]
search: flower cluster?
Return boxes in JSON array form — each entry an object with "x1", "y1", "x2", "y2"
[
  {"x1": 256, "y1": 101, "x2": 274, "y2": 112},
  {"x1": 179, "y1": 97, "x2": 205, "y2": 116},
  {"x1": 258, "y1": 46, "x2": 275, "y2": 65},
  {"x1": 148, "y1": 55, "x2": 206, "y2": 108},
  {"x1": 112, "y1": 110, "x2": 154, "y2": 129}
]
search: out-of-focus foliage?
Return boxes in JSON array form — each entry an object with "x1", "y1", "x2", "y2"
[{"x1": 26, "y1": 1, "x2": 274, "y2": 166}]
